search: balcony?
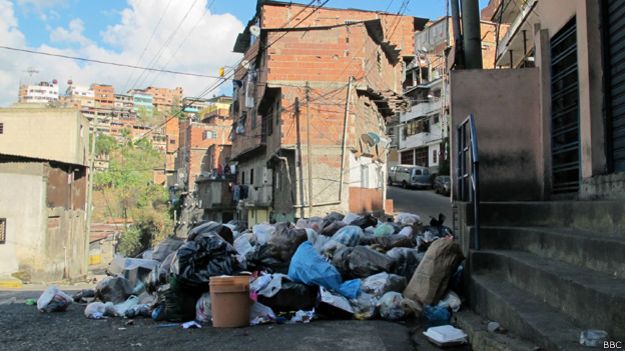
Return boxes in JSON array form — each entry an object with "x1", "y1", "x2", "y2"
[
  {"x1": 243, "y1": 185, "x2": 272, "y2": 207},
  {"x1": 400, "y1": 100, "x2": 442, "y2": 123},
  {"x1": 495, "y1": 0, "x2": 538, "y2": 67}
]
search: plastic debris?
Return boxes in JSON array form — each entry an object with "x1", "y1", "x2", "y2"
[
  {"x1": 436, "y1": 291, "x2": 461, "y2": 313},
  {"x1": 37, "y1": 285, "x2": 72, "y2": 312},
  {"x1": 331, "y1": 226, "x2": 363, "y2": 247},
  {"x1": 378, "y1": 292, "x2": 405, "y2": 320},
  {"x1": 361, "y1": 272, "x2": 407, "y2": 298},
  {"x1": 84, "y1": 301, "x2": 116, "y2": 319},
  {"x1": 350, "y1": 292, "x2": 378, "y2": 320},
  {"x1": 423, "y1": 305, "x2": 451, "y2": 325},
  {"x1": 195, "y1": 293, "x2": 212, "y2": 324},
  {"x1": 423, "y1": 325, "x2": 468, "y2": 347},
  {"x1": 250, "y1": 301, "x2": 276, "y2": 325},
  {"x1": 289, "y1": 309, "x2": 315, "y2": 324},
  {"x1": 182, "y1": 320, "x2": 202, "y2": 329}
]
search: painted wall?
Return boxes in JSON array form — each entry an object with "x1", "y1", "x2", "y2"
[
  {"x1": 450, "y1": 68, "x2": 543, "y2": 201},
  {"x1": 0, "y1": 108, "x2": 89, "y2": 166}
]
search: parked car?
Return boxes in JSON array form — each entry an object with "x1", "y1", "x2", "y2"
[
  {"x1": 434, "y1": 175, "x2": 451, "y2": 195},
  {"x1": 388, "y1": 164, "x2": 432, "y2": 189}
]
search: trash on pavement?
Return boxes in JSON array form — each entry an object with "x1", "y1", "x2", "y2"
[
  {"x1": 95, "y1": 276, "x2": 135, "y2": 304},
  {"x1": 37, "y1": 285, "x2": 72, "y2": 312},
  {"x1": 84, "y1": 301, "x2": 116, "y2": 319},
  {"x1": 289, "y1": 309, "x2": 315, "y2": 323},
  {"x1": 350, "y1": 292, "x2": 378, "y2": 320},
  {"x1": 195, "y1": 293, "x2": 212, "y2": 324},
  {"x1": 25, "y1": 298, "x2": 36, "y2": 306},
  {"x1": 378, "y1": 291, "x2": 405, "y2": 320},
  {"x1": 487, "y1": 321, "x2": 501, "y2": 333},
  {"x1": 317, "y1": 286, "x2": 354, "y2": 319},
  {"x1": 404, "y1": 238, "x2": 464, "y2": 306},
  {"x1": 361, "y1": 272, "x2": 406, "y2": 298},
  {"x1": 255, "y1": 274, "x2": 318, "y2": 313},
  {"x1": 373, "y1": 223, "x2": 395, "y2": 237},
  {"x1": 72, "y1": 289, "x2": 96, "y2": 303},
  {"x1": 386, "y1": 247, "x2": 422, "y2": 280},
  {"x1": 266, "y1": 223, "x2": 308, "y2": 263},
  {"x1": 152, "y1": 238, "x2": 184, "y2": 262},
  {"x1": 250, "y1": 301, "x2": 276, "y2": 325},
  {"x1": 182, "y1": 320, "x2": 202, "y2": 329},
  {"x1": 394, "y1": 212, "x2": 421, "y2": 226},
  {"x1": 112, "y1": 295, "x2": 140, "y2": 317},
  {"x1": 347, "y1": 246, "x2": 394, "y2": 279},
  {"x1": 437, "y1": 291, "x2": 462, "y2": 313},
  {"x1": 423, "y1": 325, "x2": 468, "y2": 347},
  {"x1": 252, "y1": 224, "x2": 275, "y2": 245},
  {"x1": 580, "y1": 330, "x2": 609, "y2": 347},
  {"x1": 331, "y1": 225, "x2": 363, "y2": 247},
  {"x1": 423, "y1": 305, "x2": 451, "y2": 325},
  {"x1": 288, "y1": 241, "x2": 360, "y2": 299}
]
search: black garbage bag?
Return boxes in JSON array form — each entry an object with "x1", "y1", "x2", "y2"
[
  {"x1": 152, "y1": 238, "x2": 184, "y2": 262},
  {"x1": 156, "y1": 276, "x2": 201, "y2": 322},
  {"x1": 359, "y1": 234, "x2": 414, "y2": 251},
  {"x1": 95, "y1": 276, "x2": 134, "y2": 304},
  {"x1": 257, "y1": 276, "x2": 318, "y2": 313},
  {"x1": 266, "y1": 222, "x2": 308, "y2": 262},
  {"x1": 321, "y1": 212, "x2": 345, "y2": 230},
  {"x1": 361, "y1": 272, "x2": 407, "y2": 298},
  {"x1": 386, "y1": 247, "x2": 423, "y2": 280},
  {"x1": 347, "y1": 246, "x2": 394, "y2": 278},
  {"x1": 245, "y1": 244, "x2": 289, "y2": 274},
  {"x1": 171, "y1": 232, "x2": 239, "y2": 290},
  {"x1": 187, "y1": 221, "x2": 234, "y2": 244},
  {"x1": 320, "y1": 221, "x2": 347, "y2": 236},
  {"x1": 331, "y1": 246, "x2": 353, "y2": 279},
  {"x1": 227, "y1": 219, "x2": 247, "y2": 233},
  {"x1": 350, "y1": 214, "x2": 378, "y2": 230}
]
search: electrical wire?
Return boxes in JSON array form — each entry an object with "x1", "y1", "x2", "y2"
[{"x1": 0, "y1": 45, "x2": 230, "y2": 79}]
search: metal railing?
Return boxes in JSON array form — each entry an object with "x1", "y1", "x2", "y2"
[{"x1": 457, "y1": 114, "x2": 480, "y2": 250}]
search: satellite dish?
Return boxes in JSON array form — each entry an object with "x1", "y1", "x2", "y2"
[
  {"x1": 241, "y1": 59, "x2": 250, "y2": 70},
  {"x1": 250, "y1": 25, "x2": 261, "y2": 37},
  {"x1": 361, "y1": 132, "x2": 380, "y2": 147}
]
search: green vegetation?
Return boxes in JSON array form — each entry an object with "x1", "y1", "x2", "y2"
[{"x1": 93, "y1": 132, "x2": 173, "y2": 257}]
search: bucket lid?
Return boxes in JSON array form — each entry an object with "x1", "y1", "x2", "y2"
[{"x1": 209, "y1": 275, "x2": 250, "y2": 286}]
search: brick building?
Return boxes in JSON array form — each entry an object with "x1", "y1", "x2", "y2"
[
  {"x1": 230, "y1": 1, "x2": 426, "y2": 225},
  {"x1": 144, "y1": 86, "x2": 183, "y2": 111},
  {"x1": 91, "y1": 84, "x2": 115, "y2": 108}
]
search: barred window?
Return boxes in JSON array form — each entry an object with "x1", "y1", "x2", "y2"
[{"x1": 0, "y1": 218, "x2": 5, "y2": 244}]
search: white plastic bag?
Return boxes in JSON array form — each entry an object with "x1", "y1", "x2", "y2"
[
  {"x1": 342, "y1": 213, "x2": 361, "y2": 225},
  {"x1": 195, "y1": 293, "x2": 212, "y2": 324},
  {"x1": 37, "y1": 285, "x2": 72, "y2": 312},
  {"x1": 437, "y1": 291, "x2": 462, "y2": 313},
  {"x1": 112, "y1": 295, "x2": 140, "y2": 317},
  {"x1": 378, "y1": 292, "x2": 405, "y2": 320},
  {"x1": 252, "y1": 224, "x2": 275, "y2": 245},
  {"x1": 250, "y1": 301, "x2": 276, "y2": 325},
  {"x1": 234, "y1": 235, "x2": 254, "y2": 256},
  {"x1": 394, "y1": 212, "x2": 420, "y2": 226},
  {"x1": 84, "y1": 301, "x2": 116, "y2": 319}
]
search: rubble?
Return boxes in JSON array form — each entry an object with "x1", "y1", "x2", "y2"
[{"x1": 36, "y1": 210, "x2": 467, "y2": 335}]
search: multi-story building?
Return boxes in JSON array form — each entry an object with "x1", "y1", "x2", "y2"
[
  {"x1": 128, "y1": 90, "x2": 155, "y2": 119},
  {"x1": 91, "y1": 84, "x2": 115, "y2": 108},
  {"x1": 143, "y1": 86, "x2": 183, "y2": 112},
  {"x1": 0, "y1": 107, "x2": 90, "y2": 282},
  {"x1": 18, "y1": 80, "x2": 59, "y2": 104},
  {"x1": 397, "y1": 17, "x2": 497, "y2": 174},
  {"x1": 164, "y1": 116, "x2": 180, "y2": 187},
  {"x1": 229, "y1": 1, "x2": 425, "y2": 225},
  {"x1": 65, "y1": 81, "x2": 95, "y2": 110},
  {"x1": 113, "y1": 94, "x2": 136, "y2": 120}
]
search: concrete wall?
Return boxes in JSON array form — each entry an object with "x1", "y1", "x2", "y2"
[
  {"x1": 0, "y1": 108, "x2": 89, "y2": 166},
  {"x1": 0, "y1": 162, "x2": 88, "y2": 282},
  {"x1": 450, "y1": 68, "x2": 543, "y2": 201}
]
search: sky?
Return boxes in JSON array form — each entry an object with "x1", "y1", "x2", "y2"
[{"x1": 0, "y1": 0, "x2": 489, "y2": 106}]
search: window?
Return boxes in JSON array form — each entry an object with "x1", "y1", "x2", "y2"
[
  {"x1": 0, "y1": 122, "x2": 3, "y2": 134},
  {"x1": 415, "y1": 147, "x2": 428, "y2": 167},
  {"x1": 250, "y1": 168, "x2": 255, "y2": 185},
  {"x1": 433, "y1": 149, "x2": 438, "y2": 163},
  {"x1": 170, "y1": 140, "x2": 176, "y2": 144},
  {"x1": 0, "y1": 218, "x2": 5, "y2": 244},
  {"x1": 414, "y1": 169, "x2": 422, "y2": 176},
  {"x1": 241, "y1": 171, "x2": 245, "y2": 184},
  {"x1": 203, "y1": 130, "x2": 216, "y2": 140}
]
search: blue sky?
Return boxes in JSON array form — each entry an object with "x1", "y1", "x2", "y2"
[
  {"x1": 0, "y1": 0, "x2": 489, "y2": 106},
  {"x1": 14, "y1": 0, "x2": 489, "y2": 50}
]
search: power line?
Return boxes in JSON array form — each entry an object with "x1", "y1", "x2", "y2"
[
  {"x1": 0, "y1": 45, "x2": 231, "y2": 79},
  {"x1": 122, "y1": 0, "x2": 175, "y2": 93}
]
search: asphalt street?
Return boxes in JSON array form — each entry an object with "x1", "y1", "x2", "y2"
[{"x1": 386, "y1": 186, "x2": 452, "y2": 224}]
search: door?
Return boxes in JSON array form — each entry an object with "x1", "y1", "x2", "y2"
[
  {"x1": 605, "y1": 0, "x2": 625, "y2": 172},
  {"x1": 550, "y1": 17, "x2": 580, "y2": 194}
]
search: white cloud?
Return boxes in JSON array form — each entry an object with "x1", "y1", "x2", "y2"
[
  {"x1": 0, "y1": 0, "x2": 243, "y2": 106},
  {"x1": 17, "y1": 0, "x2": 66, "y2": 9},
  {"x1": 49, "y1": 18, "x2": 91, "y2": 46}
]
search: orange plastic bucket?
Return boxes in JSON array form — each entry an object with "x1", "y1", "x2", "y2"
[{"x1": 209, "y1": 275, "x2": 251, "y2": 328}]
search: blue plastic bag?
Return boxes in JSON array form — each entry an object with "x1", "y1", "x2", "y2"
[
  {"x1": 423, "y1": 305, "x2": 451, "y2": 326},
  {"x1": 331, "y1": 226, "x2": 362, "y2": 247},
  {"x1": 288, "y1": 241, "x2": 360, "y2": 299}
]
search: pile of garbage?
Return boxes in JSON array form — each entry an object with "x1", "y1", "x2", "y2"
[{"x1": 37, "y1": 211, "x2": 465, "y2": 331}]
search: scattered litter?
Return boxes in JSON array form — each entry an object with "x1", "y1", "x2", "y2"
[
  {"x1": 580, "y1": 330, "x2": 608, "y2": 347},
  {"x1": 378, "y1": 292, "x2": 405, "y2": 320},
  {"x1": 37, "y1": 285, "x2": 72, "y2": 312},
  {"x1": 250, "y1": 301, "x2": 276, "y2": 325},
  {"x1": 195, "y1": 293, "x2": 212, "y2": 324},
  {"x1": 0, "y1": 297, "x2": 17, "y2": 305},
  {"x1": 423, "y1": 305, "x2": 451, "y2": 325},
  {"x1": 437, "y1": 291, "x2": 461, "y2": 313},
  {"x1": 182, "y1": 320, "x2": 202, "y2": 329},
  {"x1": 423, "y1": 325, "x2": 468, "y2": 347},
  {"x1": 487, "y1": 321, "x2": 501, "y2": 333},
  {"x1": 289, "y1": 309, "x2": 315, "y2": 323},
  {"x1": 25, "y1": 298, "x2": 36, "y2": 306}
]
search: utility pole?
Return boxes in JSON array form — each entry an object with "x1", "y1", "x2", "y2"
[
  {"x1": 85, "y1": 115, "x2": 97, "y2": 276},
  {"x1": 339, "y1": 77, "x2": 353, "y2": 204},
  {"x1": 461, "y1": 0, "x2": 483, "y2": 69},
  {"x1": 294, "y1": 98, "x2": 305, "y2": 219},
  {"x1": 305, "y1": 82, "x2": 313, "y2": 217}
]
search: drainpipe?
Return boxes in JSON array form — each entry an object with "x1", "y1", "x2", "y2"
[
  {"x1": 450, "y1": 0, "x2": 465, "y2": 68},
  {"x1": 461, "y1": 0, "x2": 483, "y2": 69}
]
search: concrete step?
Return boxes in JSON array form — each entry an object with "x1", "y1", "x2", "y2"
[
  {"x1": 479, "y1": 226, "x2": 625, "y2": 279},
  {"x1": 475, "y1": 201, "x2": 625, "y2": 236},
  {"x1": 471, "y1": 272, "x2": 589, "y2": 351},
  {"x1": 453, "y1": 310, "x2": 540, "y2": 351},
  {"x1": 472, "y1": 250, "x2": 625, "y2": 340}
]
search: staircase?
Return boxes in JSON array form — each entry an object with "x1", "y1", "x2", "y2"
[{"x1": 462, "y1": 201, "x2": 625, "y2": 350}]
